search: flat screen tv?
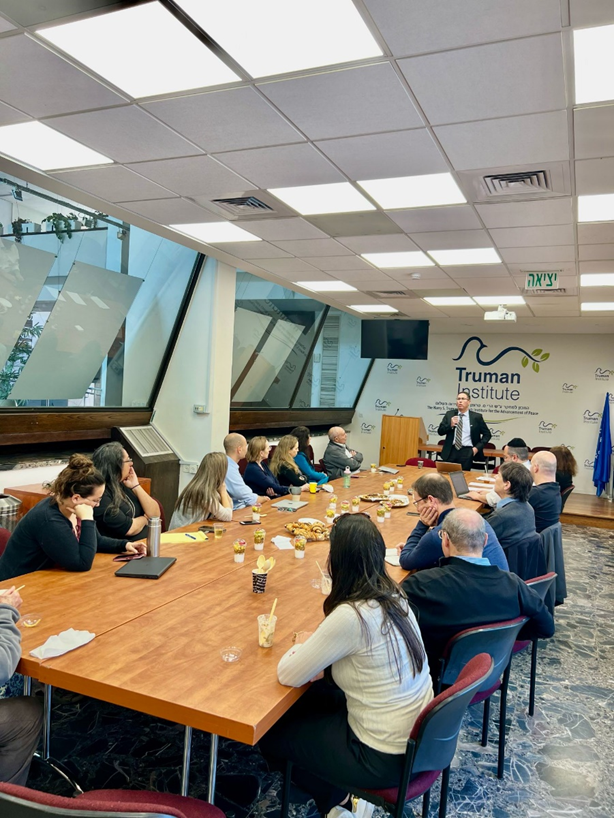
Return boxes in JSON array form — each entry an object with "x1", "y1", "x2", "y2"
[{"x1": 361, "y1": 319, "x2": 429, "y2": 360}]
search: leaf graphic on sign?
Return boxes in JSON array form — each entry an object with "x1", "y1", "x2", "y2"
[
  {"x1": 540, "y1": 353, "x2": 550, "y2": 361},
  {"x1": 532, "y1": 348, "x2": 543, "y2": 356},
  {"x1": 521, "y1": 357, "x2": 528, "y2": 368},
  {"x1": 532, "y1": 362, "x2": 540, "y2": 372}
]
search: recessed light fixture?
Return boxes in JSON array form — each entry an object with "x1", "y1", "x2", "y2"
[
  {"x1": 295, "y1": 281, "x2": 357, "y2": 292},
  {"x1": 176, "y1": 0, "x2": 382, "y2": 78},
  {"x1": 581, "y1": 274, "x2": 614, "y2": 287},
  {"x1": 423, "y1": 297, "x2": 475, "y2": 306},
  {"x1": 428, "y1": 248, "x2": 501, "y2": 266},
  {"x1": 361, "y1": 251, "x2": 434, "y2": 268},
  {"x1": 581, "y1": 302, "x2": 614, "y2": 311},
  {"x1": 357, "y1": 173, "x2": 466, "y2": 210},
  {"x1": 169, "y1": 222, "x2": 260, "y2": 243},
  {"x1": 38, "y1": 3, "x2": 239, "y2": 98},
  {"x1": 0, "y1": 121, "x2": 112, "y2": 170},
  {"x1": 473, "y1": 296, "x2": 525, "y2": 306},
  {"x1": 573, "y1": 24, "x2": 614, "y2": 104},
  {"x1": 578, "y1": 194, "x2": 614, "y2": 223},
  {"x1": 349, "y1": 304, "x2": 398, "y2": 313},
  {"x1": 268, "y1": 182, "x2": 375, "y2": 215}
]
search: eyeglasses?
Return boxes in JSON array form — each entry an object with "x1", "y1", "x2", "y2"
[
  {"x1": 122, "y1": 458, "x2": 133, "y2": 464},
  {"x1": 412, "y1": 497, "x2": 426, "y2": 507}
]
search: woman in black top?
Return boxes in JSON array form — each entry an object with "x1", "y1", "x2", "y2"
[
  {"x1": 0, "y1": 454, "x2": 145, "y2": 582},
  {"x1": 243, "y1": 437, "x2": 288, "y2": 498},
  {"x1": 269, "y1": 435, "x2": 309, "y2": 490},
  {"x1": 92, "y1": 442, "x2": 160, "y2": 541}
]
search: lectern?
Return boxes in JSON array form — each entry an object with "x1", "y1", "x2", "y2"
[{"x1": 379, "y1": 415, "x2": 428, "y2": 465}]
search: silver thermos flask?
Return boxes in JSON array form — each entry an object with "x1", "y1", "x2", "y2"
[{"x1": 147, "y1": 516, "x2": 161, "y2": 557}]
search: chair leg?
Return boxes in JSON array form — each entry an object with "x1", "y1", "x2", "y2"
[
  {"x1": 280, "y1": 759, "x2": 292, "y2": 818},
  {"x1": 481, "y1": 698, "x2": 490, "y2": 746},
  {"x1": 528, "y1": 639, "x2": 538, "y2": 717},
  {"x1": 438, "y1": 766, "x2": 450, "y2": 818},
  {"x1": 497, "y1": 666, "x2": 512, "y2": 779},
  {"x1": 422, "y1": 787, "x2": 431, "y2": 818}
]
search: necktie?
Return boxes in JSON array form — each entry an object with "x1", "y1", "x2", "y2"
[{"x1": 454, "y1": 414, "x2": 463, "y2": 450}]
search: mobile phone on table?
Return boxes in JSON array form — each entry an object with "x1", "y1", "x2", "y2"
[
  {"x1": 198, "y1": 526, "x2": 215, "y2": 533},
  {"x1": 113, "y1": 553, "x2": 145, "y2": 562},
  {"x1": 240, "y1": 520, "x2": 259, "y2": 526}
]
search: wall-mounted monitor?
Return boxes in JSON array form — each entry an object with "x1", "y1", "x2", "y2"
[{"x1": 361, "y1": 319, "x2": 429, "y2": 360}]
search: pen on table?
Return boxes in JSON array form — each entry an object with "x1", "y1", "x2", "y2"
[{"x1": 185, "y1": 533, "x2": 197, "y2": 540}]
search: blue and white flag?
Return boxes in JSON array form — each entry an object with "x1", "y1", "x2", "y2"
[{"x1": 593, "y1": 393, "x2": 612, "y2": 497}]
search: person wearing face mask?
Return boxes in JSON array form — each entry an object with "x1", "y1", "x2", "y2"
[
  {"x1": 438, "y1": 391, "x2": 491, "y2": 471},
  {"x1": 0, "y1": 454, "x2": 145, "y2": 582}
]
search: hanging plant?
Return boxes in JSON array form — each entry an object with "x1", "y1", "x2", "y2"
[
  {"x1": 66, "y1": 212, "x2": 83, "y2": 230},
  {"x1": 42, "y1": 212, "x2": 72, "y2": 242},
  {"x1": 0, "y1": 323, "x2": 44, "y2": 400},
  {"x1": 11, "y1": 218, "x2": 32, "y2": 243}
]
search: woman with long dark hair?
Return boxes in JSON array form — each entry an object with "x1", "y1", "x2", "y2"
[
  {"x1": 0, "y1": 454, "x2": 144, "y2": 581},
  {"x1": 170, "y1": 452, "x2": 233, "y2": 528},
  {"x1": 291, "y1": 426, "x2": 328, "y2": 486},
  {"x1": 259, "y1": 514, "x2": 433, "y2": 816},
  {"x1": 92, "y1": 442, "x2": 160, "y2": 541}
]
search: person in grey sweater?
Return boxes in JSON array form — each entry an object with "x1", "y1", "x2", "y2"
[
  {"x1": 322, "y1": 427, "x2": 363, "y2": 479},
  {"x1": 0, "y1": 586, "x2": 43, "y2": 784}
]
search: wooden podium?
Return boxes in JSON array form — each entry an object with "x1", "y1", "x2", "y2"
[{"x1": 379, "y1": 415, "x2": 428, "y2": 465}]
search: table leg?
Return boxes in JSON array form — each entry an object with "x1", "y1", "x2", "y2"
[
  {"x1": 180, "y1": 726, "x2": 192, "y2": 796},
  {"x1": 207, "y1": 733, "x2": 219, "y2": 804},
  {"x1": 23, "y1": 676, "x2": 32, "y2": 696},
  {"x1": 42, "y1": 684, "x2": 52, "y2": 761}
]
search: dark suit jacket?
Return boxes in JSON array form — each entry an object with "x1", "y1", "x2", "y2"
[
  {"x1": 438, "y1": 409, "x2": 491, "y2": 461},
  {"x1": 402, "y1": 556, "x2": 555, "y2": 679},
  {"x1": 486, "y1": 500, "x2": 546, "y2": 580}
]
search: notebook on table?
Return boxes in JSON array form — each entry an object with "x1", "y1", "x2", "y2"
[
  {"x1": 115, "y1": 557, "x2": 176, "y2": 579},
  {"x1": 449, "y1": 471, "x2": 473, "y2": 500}
]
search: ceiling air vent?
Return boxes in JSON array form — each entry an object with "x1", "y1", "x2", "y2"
[
  {"x1": 367, "y1": 290, "x2": 411, "y2": 297},
  {"x1": 210, "y1": 196, "x2": 275, "y2": 216},
  {"x1": 521, "y1": 287, "x2": 567, "y2": 296},
  {"x1": 483, "y1": 170, "x2": 550, "y2": 196}
]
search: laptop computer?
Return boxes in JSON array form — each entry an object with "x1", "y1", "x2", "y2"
[
  {"x1": 115, "y1": 556, "x2": 176, "y2": 580},
  {"x1": 436, "y1": 461, "x2": 463, "y2": 473},
  {"x1": 449, "y1": 470, "x2": 473, "y2": 500}
]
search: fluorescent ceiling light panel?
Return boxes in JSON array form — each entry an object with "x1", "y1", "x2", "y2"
[
  {"x1": 428, "y1": 248, "x2": 501, "y2": 266},
  {"x1": 581, "y1": 302, "x2": 614, "y2": 311},
  {"x1": 358, "y1": 173, "x2": 466, "y2": 210},
  {"x1": 170, "y1": 222, "x2": 260, "y2": 243},
  {"x1": 349, "y1": 304, "x2": 398, "y2": 313},
  {"x1": 423, "y1": 297, "x2": 475, "y2": 306},
  {"x1": 177, "y1": 0, "x2": 382, "y2": 78},
  {"x1": 473, "y1": 296, "x2": 525, "y2": 306},
  {"x1": 38, "y1": 3, "x2": 239, "y2": 98},
  {"x1": 269, "y1": 183, "x2": 375, "y2": 215},
  {"x1": 295, "y1": 281, "x2": 357, "y2": 292},
  {"x1": 0, "y1": 121, "x2": 112, "y2": 170},
  {"x1": 361, "y1": 251, "x2": 434, "y2": 268},
  {"x1": 573, "y1": 24, "x2": 614, "y2": 104},
  {"x1": 581, "y1": 274, "x2": 614, "y2": 287},
  {"x1": 578, "y1": 194, "x2": 614, "y2": 223}
]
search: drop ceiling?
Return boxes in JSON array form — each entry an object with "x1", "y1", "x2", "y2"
[{"x1": 0, "y1": 0, "x2": 613, "y2": 334}]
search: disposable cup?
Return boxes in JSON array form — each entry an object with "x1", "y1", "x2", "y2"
[
  {"x1": 309, "y1": 482, "x2": 317, "y2": 494},
  {"x1": 258, "y1": 614, "x2": 277, "y2": 647},
  {"x1": 320, "y1": 574, "x2": 332, "y2": 596},
  {"x1": 252, "y1": 571, "x2": 268, "y2": 593},
  {"x1": 213, "y1": 523, "x2": 224, "y2": 540}
]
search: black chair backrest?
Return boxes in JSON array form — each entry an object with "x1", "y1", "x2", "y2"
[
  {"x1": 504, "y1": 531, "x2": 546, "y2": 581},
  {"x1": 560, "y1": 484, "x2": 574, "y2": 510},
  {"x1": 439, "y1": 617, "x2": 529, "y2": 691},
  {"x1": 525, "y1": 572, "x2": 557, "y2": 602}
]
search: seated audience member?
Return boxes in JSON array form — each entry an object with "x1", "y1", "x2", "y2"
[
  {"x1": 243, "y1": 437, "x2": 288, "y2": 499},
  {"x1": 0, "y1": 455, "x2": 144, "y2": 582},
  {"x1": 170, "y1": 452, "x2": 233, "y2": 528},
  {"x1": 402, "y1": 508, "x2": 555, "y2": 678},
  {"x1": 398, "y1": 473, "x2": 508, "y2": 571},
  {"x1": 269, "y1": 436, "x2": 309, "y2": 490},
  {"x1": 291, "y1": 426, "x2": 328, "y2": 486},
  {"x1": 92, "y1": 442, "x2": 160, "y2": 541},
  {"x1": 529, "y1": 451, "x2": 562, "y2": 532},
  {"x1": 551, "y1": 445, "x2": 577, "y2": 493},
  {"x1": 224, "y1": 433, "x2": 269, "y2": 510},
  {"x1": 322, "y1": 426, "x2": 363, "y2": 479},
  {"x1": 259, "y1": 514, "x2": 433, "y2": 816},
  {"x1": 466, "y1": 437, "x2": 531, "y2": 507},
  {"x1": 0, "y1": 585, "x2": 43, "y2": 784}
]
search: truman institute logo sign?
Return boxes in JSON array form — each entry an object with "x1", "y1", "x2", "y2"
[
  {"x1": 361, "y1": 422, "x2": 376, "y2": 434},
  {"x1": 595, "y1": 368, "x2": 614, "y2": 381},
  {"x1": 538, "y1": 421, "x2": 557, "y2": 434},
  {"x1": 375, "y1": 399, "x2": 391, "y2": 412},
  {"x1": 416, "y1": 376, "x2": 430, "y2": 387},
  {"x1": 387, "y1": 363, "x2": 402, "y2": 375},
  {"x1": 583, "y1": 409, "x2": 602, "y2": 424},
  {"x1": 562, "y1": 383, "x2": 577, "y2": 393}
]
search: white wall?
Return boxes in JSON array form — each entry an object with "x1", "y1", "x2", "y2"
[{"x1": 351, "y1": 332, "x2": 614, "y2": 494}]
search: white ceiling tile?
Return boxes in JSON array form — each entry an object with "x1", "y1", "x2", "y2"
[
  {"x1": 456, "y1": 278, "x2": 518, "y2": 296},
  {"x1": 315, "y1": 130, "x2": 447, "y2": 180},
  {"x1": 0, "y1": 100, "x2": 30, "y2": 126},
  {"x1": 443, "y1": 263, "x2": 510, "y2": 278},
  {"x1": 363, "y1": 0, "x2": 562, "y2": 56},
  {"x1": 475, "y1": 198, "x2": 573, "y2": 228},
  {"x1": 529, "y1": 306, "x2": 580, "y2": 316},
  {"x1": 50, "y1": 166, "x2": 173, "y2": 202},
  {"x1": 45, "y1": 106, "x2": 201, "y2": 163},
  {"x1": 269, "y1": 239, "x2": 352, "y2": 257},
  {"x1": 303, "y1": 212, "x2": 401, "y2": 237},
  {"x1": 336, "y1": 234, "x2": 420, "y2": 253},
  {"x1": 439, "y1": 306, "x2": 485, "y2": 317},
  {"x1": 508, "y1": 262, "x2": 576, "y2": 275},
  {"x1": 125, "y1": 156, "x2": 249, "y2": 198},
  {"x1": 578, "y1": 224, "x2": 614, "y2": 244},
  {"x1": 578, "y1": 245, "x2": 614, "y2": 261},
  {"x1": 524, "y1": 295, "x2": 578, "y2": 306},
  {"x1": 0, "y1": 16, "x2": 17, "y2": 33},
  {"x1": 0, "y1": 34, "x2": 126, "y2": 117},
  {"x1": 143, "y1": 87, "x2": 304, "y2": 153},
  {"x1": 435, "y1": 111, "x2": 569, "y2": 170},
  {"x1": 490, "y1": 224, "x2": 575, "y2": 247},
  {"x1": 399, "y1": 35, "x2": 565, "y2": 126},
  {"x1": 230, "y1": 218, "x2": 328, "y2": 241},
  {"x1": 411, "y1": 229, "x2": 492, "y2": 250},
  {"x1": 570, "y1": 0, "x2": 614, "y2": 26},
  {"x1": 575, "y1": 158, "x2": 614, "y2": 195},
  {"x1": 118, "y1": 198, "x2": 218, "y2": 224},
  {"x1": 335, "y1": 270, "x2": 397, "y2": 285},
  {"x1": 390, "y1": 266, "x2": 452, "y2": 280},
  {"x1": 303, "y1": 256, "x2": 375, "y2": 271},
  {"x1": 221, "y1": 241, "x2": 291, "y2": 258},
  {"x1": 580, "y1": 261, "x2": 614, "y2": 273},
  {"x1": 251, "y1": 258, "x2": 320, "y2": 273},
  {"x1": 400, "y1": 278, "x2": 460, "y2": 289},
  {"x1": 387, "y1": 206, "x2": 483, "y2": 234},
  {"x1": 499, "y1": 246, "x2": 576, "y2": 262},
  {"x1": 574, "y1": 105, "x2": 614, "y2": 160},
  {"x1": 395, "y1": 302, "x2": 447, "y2": 318},
  {"x1": 264, "y1": 269, "x2": 333, "y2": 282},
  {"x1": 213, "y1": 143, "x2": 343, "y2": 188},
  {"x1": 258, "y1": 64, "x2": 423, "y2": 140}
]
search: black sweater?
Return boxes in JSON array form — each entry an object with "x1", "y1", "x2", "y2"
[
  {"x1": 528, "y1": 482, "x2": 562, "y2": 533},
  {"x1": 94, "y1": 485, "x2": 146, "y2": 541},
  {"x1": 0, "y1": 497, "x2": 127, "y2": 581}
]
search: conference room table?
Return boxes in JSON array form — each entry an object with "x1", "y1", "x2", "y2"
[{"x1": 12, "y1": 465, "x2": 484, "y2": 802}]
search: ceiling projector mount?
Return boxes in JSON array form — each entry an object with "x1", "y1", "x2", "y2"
[{"x1": 484, "y1": 305, "x2": 517, "y2": 322}]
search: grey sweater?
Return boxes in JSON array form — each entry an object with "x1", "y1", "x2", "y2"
[{"x1": 0, "y1": 604, "x2": 21, "y2": 685}]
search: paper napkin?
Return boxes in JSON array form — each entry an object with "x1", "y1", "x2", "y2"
[
  {"x1": 30, "y1": 628, "x2": 95, "y2": 659},
  {"x1": 271, "y1": 536, "x2": 294, "y2": 550}
]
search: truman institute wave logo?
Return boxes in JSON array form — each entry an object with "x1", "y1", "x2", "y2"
[
  {"x1": 583, "y1": 409, "x2": 602, "y2": 423},
  {"x1": 453, "y1": 337, "x2": 550, "y2": 373},
  {"x1": 538, "y1": 421, "x2": 557, "y2": 433},
  {"x1": 416, "y1": 376, "x2": 430, "y2": 387},
  {"x1": 595, "y1": 368, "x2": 614, "y2": 381},
  {"x1": 375, "y1": 399, "x2": 391, "y2": 412},
  {"x1": 387, "y1": 363, "x2": 402, "y2": 374},
  {"x1": 361, "y1": 423, "x2": 376, "y2": 434}
]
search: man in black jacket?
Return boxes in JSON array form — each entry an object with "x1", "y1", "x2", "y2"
[
  {"x1": 529, "y1": 451, "x2": 562, "y2": 532},
  {"x1": 403, "y1": 508, "x2": 554, "y2": 679},
  {"x1": 437, "y1": 391, "x2": 491, "y2": 470}
]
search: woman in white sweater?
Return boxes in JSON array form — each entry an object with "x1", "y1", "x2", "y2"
[
  {"x1": 169, "y1": 452, "x2": 233, "y2": 529},
  {"x1": 259, "y1": 514, "x2": 433, "y2": 817}
]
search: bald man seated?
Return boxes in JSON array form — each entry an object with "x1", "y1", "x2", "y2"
[
  {"x1": 402, "y1": 508, "x2": 555, "y2": 680},
  {"x1": 529, "y1": 450, "x2": 562, "y2": 532},
  {"x1": 224, "y1": 433, "x2": 269, "y2": 510},
  {"x1": 322, "y1": 427, "x2": 363, "y2": 479}
]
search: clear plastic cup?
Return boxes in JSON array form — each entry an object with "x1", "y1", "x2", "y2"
[
  {"x1": 220, "y1": 646, "x2": 242, "y2": 662},
  {"x1": 320, "y1": 574, "x2": 332, "y2": 595},
  {"x1": 20, "y1": 612, "x2": 42, "y2": 628},
  {"x1": 214, "y1": 523, "x2": 224, "y2": 540},
  {"x1": 258, "y1": 614, "x2": 277, "y2": 648}
]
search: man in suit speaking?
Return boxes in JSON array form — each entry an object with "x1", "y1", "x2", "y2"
[{"x1": 438, "y1": 390, "x2": 491, "y2": 471}]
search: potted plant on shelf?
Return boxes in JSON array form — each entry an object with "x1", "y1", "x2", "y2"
[
  {"x1": 42, "y1": 212, "x2": 72, "y2": 242},
  {"x1": 11, "y1": 219, "x2": 40, "y2": 243},
  {"x1": 0, "y1": 322, "x2": 43, "y2": 403},
  {"x1": 67, "y1": 212, "x2": 83, "y2": 231}
]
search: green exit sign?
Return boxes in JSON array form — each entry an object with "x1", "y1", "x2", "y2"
[{"x1": 525, "y1": 271, "x2": 559, "y2": 289}]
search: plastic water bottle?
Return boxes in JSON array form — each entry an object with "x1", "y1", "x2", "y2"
[
  {"x1": 147, "y1": 516, "x2": 161, "y2": 557},
  {"x1": 343, "y1": 466, "x2": 351, "y2": 489}
]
